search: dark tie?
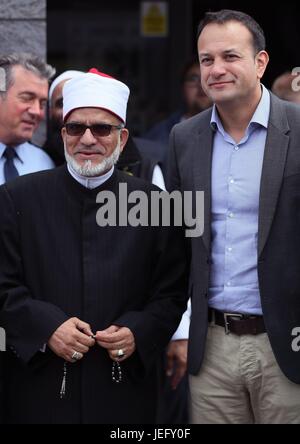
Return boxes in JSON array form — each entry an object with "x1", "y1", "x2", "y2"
[{"x1": 3, "y1": 146, "x2": 19, "y2": 182}]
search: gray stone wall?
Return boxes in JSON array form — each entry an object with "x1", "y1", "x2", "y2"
[{"x1": 0, "y1": 0, "x2": 46, "y2": 57}]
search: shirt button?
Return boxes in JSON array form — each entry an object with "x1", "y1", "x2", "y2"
[
  {"x1": 227, "y1": 247, "x2": 233, "y2": 252},
  {"x1": 227, "y1": 281, "x2": 232, "y2": 287},
  {"x1": 228, "y1": 212, "x2": 234, "y2": 218},
  {"x1": 229, "y1": 179, "x2": 235, "y2": 184},
  {"x1": 234, "y1": 146, "x2": 239, "y2": 151}
]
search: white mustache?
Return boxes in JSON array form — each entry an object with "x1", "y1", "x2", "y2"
[{"x1": 74, "y1": 147, "x2": 106, "y2": 155}]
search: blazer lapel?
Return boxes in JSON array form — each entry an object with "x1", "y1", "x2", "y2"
[
  {"x1": 258, "y1": 94, "x2": 290, "y2": 257},
  {"x1": 192, "y1": 118, "x2": 214, "y2": 253}
]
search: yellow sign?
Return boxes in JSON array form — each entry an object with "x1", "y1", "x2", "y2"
[{"x1": 141, "y1": 2, "x2": 168, "y2": 37}]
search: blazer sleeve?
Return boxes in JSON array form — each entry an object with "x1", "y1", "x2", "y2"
[{"x1": 0, "y1": 185, "x2": 68, "y2": 364}]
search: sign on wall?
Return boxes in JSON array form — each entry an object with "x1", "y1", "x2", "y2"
[{"x1": 141, "y1": 2, "x2": 168, "y2": 37}]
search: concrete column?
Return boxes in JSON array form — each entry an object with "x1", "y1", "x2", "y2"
[{"x1": 0, "y1": 0, "x2": 46, "y2": 57}]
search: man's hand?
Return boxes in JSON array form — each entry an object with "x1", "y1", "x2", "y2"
[
  {"x1": 95, "y1": 325, "x2": 135, "y2": 361},
  {"x1": 48, "y1": 317, "x2": 95, "y2": 362},
  {"x1": 166, "y1": 339, "x2": 188, "y2": 389}
]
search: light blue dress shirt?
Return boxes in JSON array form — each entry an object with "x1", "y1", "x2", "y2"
[
  {"x1": 1, "y1": 142, "x2": 54, "y2": 353},
  {"x1": 209, "y1": 85, "x2": 270, "y2": 315},
  {"x1": 0, "y1": 141, "x2": 55, "y2": 185}
]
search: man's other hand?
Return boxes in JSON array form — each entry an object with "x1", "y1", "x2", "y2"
[
  {"x1": 48, "y1": 317, "x2": 95, "y2": 362},
  {"x1": 166, "y1": 339, "x2": 188, "y2": 389}
]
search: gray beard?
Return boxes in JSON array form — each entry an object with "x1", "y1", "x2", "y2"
[{"x1": 64, "y1": 136, "x2": 121, "y2": 177}]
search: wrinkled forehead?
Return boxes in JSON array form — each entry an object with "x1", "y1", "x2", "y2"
[{"x1": 11, "y1": 65, "x2": 48, "y2": 87}]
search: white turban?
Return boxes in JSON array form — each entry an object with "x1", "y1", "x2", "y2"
[
  {"x1": 49, "y1": 70, "x2": 84, "y2": 104},
  {"x1": 62, "y1": 68, "x2": 130, "y2": 123}
]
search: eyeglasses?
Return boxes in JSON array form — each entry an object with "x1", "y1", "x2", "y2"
[{"x1": 64, "y1": 122, "x2": 124, "y2": 137}]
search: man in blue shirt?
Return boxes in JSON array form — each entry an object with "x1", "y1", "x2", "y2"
[
  {"x1": 0, "y1": 53, "x2": 55, "y2": 184},
  {"x1": 168, "y1": 9, "x2": 300, "y2": 424}
]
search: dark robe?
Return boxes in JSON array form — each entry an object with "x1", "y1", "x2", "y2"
[
  {"x1": 0, "y1": 165, "x2": 188, "y2": 424},
  {"x1": 43, "y1": 121, "x2": 65, "y2": 166},
  {"x1": 117, "y1": 136, "x2": 156, "y2": 182}
]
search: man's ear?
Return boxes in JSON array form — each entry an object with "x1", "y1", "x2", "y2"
[
  {"x1": 256, "y1": 50, "x2": 269, "y2": 80},
  {"x1": 119, "y1": 128, "x2": 129, "y2": 153},
  {"x1": 61, "y1": 126, "x2": 66, "y2": 144}
]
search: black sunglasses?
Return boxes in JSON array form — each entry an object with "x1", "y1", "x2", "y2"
[{"x1": 65, "y1": 122, "x2": 124, "y2": 137}]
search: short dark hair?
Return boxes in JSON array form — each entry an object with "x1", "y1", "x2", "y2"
[
  {"x1": 0, "y1": 53, "x2": 55, "y2": 96},
  {"x1": 197, "y1": 9, "x2": 266, "y2": 54}
]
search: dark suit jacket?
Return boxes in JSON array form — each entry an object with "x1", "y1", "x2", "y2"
[{"x1": 168, "y1": 92, "x2": 300, "y2": 384}]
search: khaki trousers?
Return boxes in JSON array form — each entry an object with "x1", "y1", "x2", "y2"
[{"x1": 189, "y1": 323, "x2": 300, "y2": 424}]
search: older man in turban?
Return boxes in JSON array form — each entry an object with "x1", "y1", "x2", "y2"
[{"x1": 0, "y1": 69, "x2": 188, "y2": 424}]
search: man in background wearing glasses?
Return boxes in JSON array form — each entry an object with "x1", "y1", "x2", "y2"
[
  {"x1": 143, "y1": 59, "x2": 212, "y2": 173},
  {"x1": 0, "y1": 69, "x2": 188, "y2": 424}
]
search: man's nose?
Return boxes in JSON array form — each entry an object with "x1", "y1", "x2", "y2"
[
  {"x1": 210, "y1": 59, "x2": 227, "y2": 77},
  {"x1": 80, "y1": 127, "x2": 97, "y2": 145},
  {"x1": 28, "y1": 100, "x2": 44, "y2": 118}
]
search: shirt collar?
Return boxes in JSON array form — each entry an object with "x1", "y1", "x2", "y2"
[
  {"x1": 67, "y1": 162, "x2": 114, "y2": 189},
  {"x1": 210, "y1": 84, "x2": 270, "y2": 134},
  {"x1": 0, "y1": 142, "x2": 26, "y2": 163}
]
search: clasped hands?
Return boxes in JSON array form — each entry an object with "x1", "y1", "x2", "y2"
[{"x1": 48, "y1": 317, "x2": 135, "y2": 363}]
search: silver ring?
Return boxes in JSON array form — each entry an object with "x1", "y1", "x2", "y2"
[
  {"x1": 71, "y1": 351, "x2": 81, "y2": 360},
  {"x1": 117, "y1": 349, "x2": 125, "y2": 357}
]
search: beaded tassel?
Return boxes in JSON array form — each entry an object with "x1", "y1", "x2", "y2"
[
  {"x1": 60, "y1": 361, "x2": 67, "y2": 399},
  {"x1": 112, "y1": 361, "x2": 122, "y2": 383}
]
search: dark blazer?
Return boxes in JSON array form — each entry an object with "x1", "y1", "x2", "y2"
[{"x1": 168, "y1": 92, "x2": 300, "y2": 384}]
